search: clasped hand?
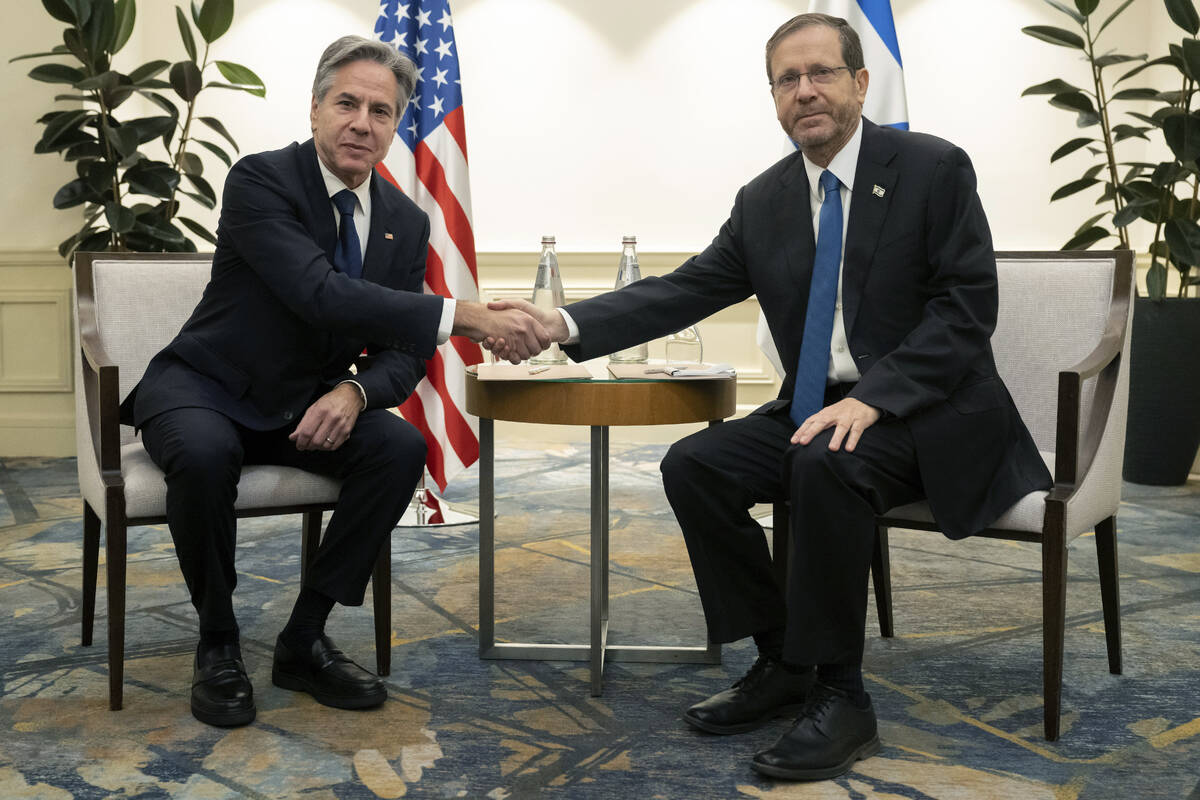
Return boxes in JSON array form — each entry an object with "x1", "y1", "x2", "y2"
[{"x1": 453, "y1": 300, "x2": 556, "y2": 363}]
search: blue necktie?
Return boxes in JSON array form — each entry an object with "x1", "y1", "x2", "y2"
[
  {"x1": 790, "y1": 169, "x2": 843, "y2": 427},
  {"x1": 332, "y1": 189, "x2": 363, "y2": 279}
]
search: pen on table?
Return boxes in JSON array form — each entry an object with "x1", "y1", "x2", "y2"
[{"x1": 528, "y1": 365, "x2": 551, "y2": 374}]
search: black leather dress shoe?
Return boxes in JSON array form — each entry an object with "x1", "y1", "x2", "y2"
[
  {"x1": 191, "y1": 642, "x2": 255, "y2": 727},
  {"x1": 751, "y1": 683, "x2": 881, "y2": 780},
  {"x1": 683, "y1": 656, "x2": 815, "y2": 734},
  {"x1": 271, "y1": 634, "x2": 386, "y2": 709}
]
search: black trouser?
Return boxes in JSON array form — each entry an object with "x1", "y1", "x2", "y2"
[
  {"x1": 140, "y1": 406, "x2": 426, "y2": 634},
  {"x1": 660, "y1": 391, "x2": 923, "y2": 666}
]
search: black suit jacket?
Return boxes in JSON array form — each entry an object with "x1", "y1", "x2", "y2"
[
  {"x1": 126, "y1": 138, "x2": 444, "y2": 430},
  {"x1": 563, "y1": 119, "x2": 1051, "y2": 538}
]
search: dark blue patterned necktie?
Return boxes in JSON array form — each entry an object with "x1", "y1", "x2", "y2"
[
  {"x1": 332, "y1": 189, "x2": 362, "y2": 279},
  {"x1": 790, "y1": 169, "x2": 843, "y2": 427}
]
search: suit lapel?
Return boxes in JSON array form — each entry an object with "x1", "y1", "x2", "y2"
[
  {"x1": 775, "y1": 154, "x2": 816, "y2": 303},
  {"x1": 361, "y1": 170, "x2": 394, "y2": 283},
  {"x1": 297, "y1": 139, "x2": 339, "y2": 264},
  {"x1": 842, "y1": 120, "x2": 897, "y2": 338}
]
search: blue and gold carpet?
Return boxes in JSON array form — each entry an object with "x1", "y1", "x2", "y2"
[{"x1": 1, "y1": 445, "x2": 1198, "y2": 799}]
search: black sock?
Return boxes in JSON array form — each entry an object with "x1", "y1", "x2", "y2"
[
  {"x1": 198, "y1": 626, "x2": 239, "y2": 651},
  {"x1": 281, "y1": 586, "x2": 335, "y2": 650},
  {"x1": 817, "y1": 662, "x2": 868, "y2": 707},
  {"x1": 752, "y1": 627, "x2": 786, "y2": 662}
]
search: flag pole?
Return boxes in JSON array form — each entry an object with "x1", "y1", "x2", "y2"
[{"x1": 397, "y1": 472, "x2": 479, "y2": 527}]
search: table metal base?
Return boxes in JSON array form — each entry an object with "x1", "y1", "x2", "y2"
[{"x1": 477, "y1": 418, "x2": 721, "y2": 695}]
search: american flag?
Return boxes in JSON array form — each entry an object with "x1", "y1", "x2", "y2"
[{"x1": 374, "y1": 0, "x2": 483, "y2": 493}]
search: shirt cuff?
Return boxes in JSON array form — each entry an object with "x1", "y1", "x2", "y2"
[
  {"x1": 336, "y1": 379, "x2": 368, "y2": 410},
  {"x1": 436, "y1": 297, "x2": 456, "y2": 346},
  {"x1": 557, "y1": 308, "x2": 581, "y2": 345}
]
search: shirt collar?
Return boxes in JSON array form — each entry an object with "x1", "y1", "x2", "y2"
[
  {"x1": 801, "y1": 117, "x2": 863, "y2": 201},
  {"x1": 316, "y1": 154, "x2": 372, "y2": 213}
]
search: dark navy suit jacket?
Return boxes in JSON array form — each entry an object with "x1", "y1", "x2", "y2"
[
  {"x1": 563, "y1": 119, "x2": 1052, "y2": 539},
  {"x1": 125, "y1": 138, "x2": 443, "y2": 430}
]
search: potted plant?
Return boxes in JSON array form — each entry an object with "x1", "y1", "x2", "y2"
[
  {"x1": 11, "y1": 0, "x2": 265, "y2": 258},
  {"x1": 1022, "y1": 0, "x2": 1200, "y2": 485}
]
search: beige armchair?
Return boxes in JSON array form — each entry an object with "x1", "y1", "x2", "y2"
[
  {"x1": 772, "y1": 249, "x2": 1135, "y2": 741},
  {"x1": 73, "y1": 252, "x2": 393, "y2": 711}
]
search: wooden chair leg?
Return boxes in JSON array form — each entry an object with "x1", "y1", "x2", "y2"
[
  {"x1": 1094, "y1": 515, "x2": 1123, "y2": 675},
  {"x1": 770, "y1": 501, "x2": 789, "y2": 592},
  {"x1": 301, "y1": 511, "x2": 323, "y2": 578},
  {"x1": 372, "y1": 539, "x2": 391, "y2": 676},
  {"x1": 1042, "y1": 520, "x2": 1068, "y2": 741},
  {"x1": 872, "y1": 525, "x2": 894, "y2": 638},
  {"x1": 82, "y1": 502, "x2": 100, "y2": 647},
  {"x1": 105, "y1": 506, "x2": 127, "y2": 711}
]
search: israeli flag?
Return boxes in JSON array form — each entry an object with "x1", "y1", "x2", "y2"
[{"x1": 758, "y1": 0, "x2": 909, "y2": 376}]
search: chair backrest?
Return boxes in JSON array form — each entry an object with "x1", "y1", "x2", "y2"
[
  {"x1": 992, "y1": 252, "x2": 1124, "y2": 456},
  {"x1": 75, "y1": 253, "x2": 213, "y2": 448}
]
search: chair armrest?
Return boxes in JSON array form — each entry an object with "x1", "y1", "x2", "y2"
[
  {"x1": 76, "y1": 287, "x2": 123, "y2": 479},
  {"x1": 1052, "y1": 252, "x2": 1134, "y2": 489}
]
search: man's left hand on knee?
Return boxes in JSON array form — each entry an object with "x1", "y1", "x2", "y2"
[
  {"x1": 791, "y1": 398, "x2": 882, "y2": 452},
  {"x1": 289, "y1": 383, "x2": 364, "y2": 451}
]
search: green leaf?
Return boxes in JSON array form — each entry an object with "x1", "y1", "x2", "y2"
[
  {"x1": 84, "y1": 160, "x2": 117, "y2": 193},
  {"x1": 1097, "y1": 0, "x2": 1136, "y2": 35},
  {"x1": 1151, "y1": 161, "x2": 1188, "y2": 186},
  {"x1": 1165, "y1": 217, "x2": 1200, "y2": 266},
  {"x1": 196, "y1": 0, "x2": 234, "y2": 42},
  {"x1": 128, "y1": 59, "x2": 169, "y2": 84},
  {"x1": 8, "y1": 47, "x2": 72, "y2": 63},
  {"x1": 1113, "y1": 198, "x2": 1158, "y2": 227},
  {"x1": 83, "y1": 0, "x2": 115, "y2": 61},
  {"x1": 184, "y1": 172, "x2": 216, "y2": 204},
  {"x1": 138, "y1": 90, "x2": 180, "y2": 117},
  {"x1": 1073, "y1": 0, "x2": 1100, "y2": 15},
  {"x1": 125, "y1": 115, "x2": 177, "y2": 144},
  {"x1": 76, "y1": 70, "x2": 120, "y2": 90},
  {"x1": 103, "y1": 121, "x2": 139, "y2": 157},
  {"x1": 1043, "y1": 0, "x2": 1085, "y2": 22},
  {"x1": 214, "y1": 60, "x2": 265, "y2": 96},
  {"x1": 1050, "y1": 137, "x2": 1094, "y2": 161},
  {"x1": 1082, "y1": 163, "x2": 1106, "y2": 180},
  {"x1": 53, "y1": 177, "x2": 95, "y2": 208},
  {"x1": 1049, "y1": 91, "x2": 1096, "y2": 114},
  {"x1": 179, "y1": 151, "x2": 203, "y2": 175},
  {"x1": 35, "y1": 127, "x2": 93, "y2": 154},
  {"x1": 1146, "y1": 262, "x2": 1168, "y2": 300},
  {"x1": 64, "y1": 141, "x2": 104, "y2": 160},
  {"x1": 112, "y1": 0, "x2": 135, "y2": 53},
  {"x1": 133, "y1": 218, "x2": 186, "y2": 244},
  {"x1": 1094, "y1": 53, "x2": 1146, "y2": 68},
  {"x1": 43, "y1": 0, "x2": 92, "y2": 26},
  {"x1": 124, "y1": 161, "x2": 179, "y2": 198},
  {"x1": 1166, "y1": 0, "x2": 1200, "y2": 34},
  {"x1": 1062, "y1": 226, "x2": 1109, "y2": 250},
  {"x1": 1075, "y1": 213, "x2": 1106, "y2": 234},
  {"x1": 197, "y1": 116, "x2": 238, "y2": 153},
  {"x1": 28, "y1": 63, "x2": 85, "y2": 85},
  {"x1": 169, "y1": 60, "x2": 202, "y2": 102},
  {"x1": 175, "y1": 5, "x2": 197, "y2": 62},
  {"x1": 1116, "y1": 55, "x2": 1179, "y2": 85},
  {"x1": 40, "y1": 108, "x2": 91, "y2": 149},
  {"x1": 194, "y1": 137, "x2": 232, "y2": 167},
  {"x1": 1022, "y1": 25, "x2": 1086, "y2": 49},
  {"x1": 179, "y1": 189, "x2": 216, "y2": 209},
  {"x1": 1075, "y1": 110, "x2": 1102, "y2": 128},
  {"x1": 1111, "y1": 87, "x2": 1160, "y2": 100},
  {"x1": 1163, "y1": 112, "x2": 1200, "y2": 162},
  {"x1": 104, "y1": 201, "x2": 135, "y2": 233},
  {"x1": 1112, "y1": 124, "x2": 1151, "y2": 141},
  {"x1": 1051, "y1": 177, "x2": 1099, "y2": 201},
  {"x1": 178, "y1": 216, "x2": 217, "y2": 245},
  {"x1": 1182, "y1": 38, "x2": 1200, "y2": 80},
  {"x1": 1021, "y1": 78, "x2": 1084, "y2": 96}
]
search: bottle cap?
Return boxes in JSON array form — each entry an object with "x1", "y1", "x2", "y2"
[
  {"x1": 622, "y1": 235, "x2": 637, "y2": 244},
  {"x1": 541, "y1": 235, "x2": 556, "y2": 245}
]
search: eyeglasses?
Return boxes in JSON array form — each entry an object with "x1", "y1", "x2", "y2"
[{"x1": 770, "y1": 66, "x2": 854, "y2": 94}]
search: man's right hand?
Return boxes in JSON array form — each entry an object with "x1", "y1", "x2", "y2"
[
  {"x1": 452, "y1": 300, "x2": 552, "y2": 363},
  {"x1": 484, "y1": 298, "x2": 569, "y2": 347}
]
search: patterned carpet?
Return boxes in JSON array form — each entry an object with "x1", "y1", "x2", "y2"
[{"x1": 1, "y1": 445, "x2": 1198, "y2": 799}]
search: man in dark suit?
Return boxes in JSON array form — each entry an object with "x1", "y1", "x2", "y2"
[
  {"x1": 492, "y1": 14, "x2": 1051, "y2": 781},
  {"x1": 125, "y1": 36, "x2": 547, "y2": 728}
]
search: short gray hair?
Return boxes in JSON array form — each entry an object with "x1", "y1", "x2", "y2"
[
  {"x1": 312, "y1": 35, "x2": 417, "y2": 116},
  {"x1": 765, "y1": 13, "x2": 865, "y2": 82}
]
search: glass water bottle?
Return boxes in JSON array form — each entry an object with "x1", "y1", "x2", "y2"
[
  {"x1": 529, "y1": 235, "x2": 567, "y2": 365},
  {"x1": 665, "y1": 324, "x2": 703, "y2": 367},
  {"x1": 609, "y1": 235, "x2": 649, "y2": 364}
]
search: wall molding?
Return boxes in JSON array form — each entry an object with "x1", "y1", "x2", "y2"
[{"x1": 0, "y1": 288, "x2": 72, "y2": 392}]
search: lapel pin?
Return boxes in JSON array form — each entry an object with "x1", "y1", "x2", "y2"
[
  {"x1": 872, "y1": 185, "x2": 886, "y2": 198},
  {"x1": 384, "y1": 232, "x2": 394, "y2": 240}
]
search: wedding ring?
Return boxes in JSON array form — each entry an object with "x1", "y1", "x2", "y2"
[{"x1": 325, "y1": 437, "x2": 334, "y2": 443}]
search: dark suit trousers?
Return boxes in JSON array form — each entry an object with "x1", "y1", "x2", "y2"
[
  {"x1": 140, "y1": 406, "x2": 426, "y2": 633},
  {"x1": 659, "y1": 394, "x2": 923, "y2": 666}
]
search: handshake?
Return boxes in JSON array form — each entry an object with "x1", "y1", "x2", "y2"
[{"x1": 452, "y1": 298, "x2": 569, "y2": 363}]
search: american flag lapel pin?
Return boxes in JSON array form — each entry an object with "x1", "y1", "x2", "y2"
[
  {"x1": 872, "y1": 185, "x2": 886, "y2": 198},
  {"x1": 384, "y1": 232, "x2": 394, "y2": 240}
]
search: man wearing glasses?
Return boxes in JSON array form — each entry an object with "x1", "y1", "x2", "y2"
[{"x1": 493, "y1": 13, "x2": 1049, "y2": 781}]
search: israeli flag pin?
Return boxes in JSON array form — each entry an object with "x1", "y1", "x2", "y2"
[{"x1": 872, "y1": 184, "x2": 886, "y2": 198}]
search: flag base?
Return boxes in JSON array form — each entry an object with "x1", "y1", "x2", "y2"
[{"x1": 396, "y1": 484, "x2": 479, "y2": 528}]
